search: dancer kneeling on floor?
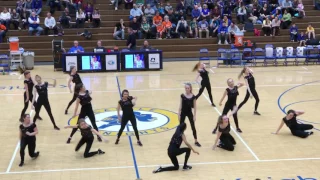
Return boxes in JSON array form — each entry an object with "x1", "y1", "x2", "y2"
[
  {"x1": 153, "y1": 122, "x2": 199, "y2": 173},
  {"x1": 213, "y1": 113, "x2": 237, "y2": 151},
  {"x1": 65, "y1": 119, "x2": 106, "y2": 158},
  {"x1": 273, "y1": 109, "x2": 313, "y2": 138}
]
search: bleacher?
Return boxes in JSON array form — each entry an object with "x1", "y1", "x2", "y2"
[{"x1": 0, "y1": 0, "x2": 319, "y2": 63}]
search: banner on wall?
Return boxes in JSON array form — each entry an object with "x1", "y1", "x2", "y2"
[
  {"x1": 105, "y1": 55, "x2": 118, "y2": 70},
  {"x1": 148, "y1": 53, "x2": 160, "y2": 69},
  {"x1": 65, "y1": 56, "x2": 78, "y2": 71}
]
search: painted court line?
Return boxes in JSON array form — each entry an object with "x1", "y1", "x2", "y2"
[
  {"x1": 1, "y1": 157, "x2": 320, "y2": 175},
  {"x1": 302, "y1": 66, "x2": 309, "y2": 70},
  {"x1": 1, "y1": 83, "x2": 320, "y2": 96},
  {"x1": 201, "y1": 93, "x2": 260, "y2": 161}
]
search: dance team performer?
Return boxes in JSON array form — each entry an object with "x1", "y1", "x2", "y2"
[
  {"x1": 65, "y1": 66, "x2": 83, "y2": 115},
  {"x1": 65, "y1": 119, "x2": 106, "y2": 158},
  {"x1": 179, "y1": 83, "x2": 201, "y2": 147},
  {"x1": 32, "y1": 75, "x2": 60, "y2": 130},
  {"x1": 237, "y1": 67, "x2": 261, "y2": 115},
  {"x1": 213, "y1": 78, "x2": 244, "y2": 133},
  {"x1": 67, "y1": 83, "x2": 101, "y2": 143},
  {"x1": 213, "y1": 113, "x2": 237, "y2": 151},
  {"x1": 153, "y1": 122, "x2": 199, "y2": 173},
  {"x1": 115, "y1": 89, "x2": 142, "y2": 146},
  {"x1": 192, "y1": 62, "x2": 216, "y2": 106},
  {"x1": 273, "y1": 109, "x2": 314, "y2": 138}
]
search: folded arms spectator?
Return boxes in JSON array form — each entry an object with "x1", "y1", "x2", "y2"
[
  {"x1": 262, "y1": 18, "x2": 272, "y2": 36},
  {"x1": 28, "y1": 12, "x2": 43, "y2": 36},
  {"x1": 192, "y1": 5, "x2": 201, "y2": 21},
  {"x1": 0, "y1": 8, "x2": 11, "y2": 29},
  {"x1": 306, "y1": 24, "x2": 315, "y2": 39},
  {"x1": 289, "y1": 23, "x2": 298, "y2": 42}
]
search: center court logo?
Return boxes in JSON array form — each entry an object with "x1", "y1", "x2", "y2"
[{"x1": 68, "y1": 107, "x2": 179, "y2": 136}]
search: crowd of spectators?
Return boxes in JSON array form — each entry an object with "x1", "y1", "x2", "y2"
[
  {"x1": 110, "y1": 0, "x2": 316, "y2": 45},
  {"x1": 0, "y1": 0, "x2": 101, "y2": 42}
]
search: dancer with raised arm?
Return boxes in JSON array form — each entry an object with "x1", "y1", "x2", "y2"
[{"x1": 65, "y1": 66, "x2": 83, "y2": 115}]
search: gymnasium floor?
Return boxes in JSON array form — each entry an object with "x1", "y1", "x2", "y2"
[{"x1": 0, "y1": 62, "x2": 319, "y2": 180}]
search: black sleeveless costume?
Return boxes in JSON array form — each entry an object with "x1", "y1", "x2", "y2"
[
  {"x1": 238, "y1": 73, "x2": 260, "y2": 112},
  {"x1": 66, "y1": 73, "x2": 83, "y2": 111}
]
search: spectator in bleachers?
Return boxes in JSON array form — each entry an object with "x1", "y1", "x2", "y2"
[
  {"x1": 112, "y1": 0, "x2": 122, "y2": 11},
  {"x1": 141, "y1": 16, "x2": 151, "y2": 39},
  {"x1": 315, "y1": 0, "x2": 320, "y2": 10},
  {"x1": 184, "y1": 0, "x2": 193, "y2": 16},
  {"x1": 205, "y1": 0, "x2": 214, "y2": 10},
  {"x1": 161, "y1": 15, "x2": 172, "y2": 39},
  {"x1": 136, "y1": 0, "x2": 145, "y2": 10},
  {"x1": 165, "y1": 2, "x2": 173, "y2": 13},
  {"x1": 125, "y1": 0, "x2": 134, "y2": 10},
  {"x1": 196, "y1": 2, "x2": 202, "y2": 12},
  {"x1": 11, "y1": 9, "x2": 21, "y2": 30},
  {"x1": 281, "y1": 9, "x2": 291, "y2": 29},
  {"x1": 262, "y1": 17, "x2": 272, "y2": 36},
  {"x1": 259, "y1": 4, "x2": 270, "y2": 20},
  {"x1": 76, "y1": 9, "x2": 85, "y2": 28},
  {"x1": 167, "y1": 9, "x2": 177, "y2": 29},
  {"x1": 44, "y1": 12, "x2": 58, "y2": 35},
  {"x1": 130, "y1": 17, "x2": 142, "y2": 39},
  {"x1": 84, "y1": 3, "x2": 93, "y2": 22},
  {"x1": 113, "y1": 19, "x2": 125, "y2": 40},
  {"x1": 176, "y1": 10, "x2": 186, "y2": 21},
  {"x1": 130, "y1": 4, "x2": 143, "y2": 22},
  {"x1": 289, "y1": 23, "x2": 298, "y2": 42},
  {"x1": 73, "y1": 0, "x2": 83, "y2": 11},
  {"x1": 211, "y1": 6, "x2": 221, "y2": 18},
  {"x1": 92, "y1": 8, "x2": 101, "y2": 28},
  {"x1": 176, "y1": 0, "x2": 186, "y2": 12},
  {"x1": 228, "y1": 22, "x2": 240, "y2": 43},
  {"x1": 144, "y1": 4, "x2": 155, "y2": 24},
  {"x1": 306, "y1": 24, "x2": 315, "y2": 39},
  {"x1": 49, "y1": 0, "x2": 61, "y2": 14},
  {"x1": 146, "y1": 0, "x2": 157, "y2": 11},
  {"x1": 297, "y1": 31, "x2": 306, "y2": 46},
  {"x1": 221, "y1": 15, "x2": 231, "y2": 26},
  {"x1": 271, "y1": 8, "x2": 282, "y2": 20},
  {"x1": 0, "y1": 8, "x2": 11, "y2": 29},
  {"x1": 209, "y1": 16, "x2": 219, "y2": 37},
  {"x1": 176, "y1": 16, "x2": 187, "y2": 39},
  {"x1": 222, "y1": 5, "x2": 232, "y2": 20},
  {"x1": 282, "y1": 0, "x2": 294, "y2": 15},
  {"x1": 269, "y1": 0, "x2": 279, "y2": 11},
  {"x1": 217, "y1": 22, "x2": 228, "y2": 44},
  {"x1": 192, "y1": 5, "x2": 201, "y2": 21},
  {"x1": 198, "y1": 18, "x2": 209, "y2": 38},
  {"x1": 16, "y1": 0, "x2": 25, "y2": 15},
  {"x1": 94, "y1": 40, "x2": 106, "y2": 52},
  {"x1": 24, "y1": 0, "x2": 33, "y2": 18},
  {"x1": 237, "y1": 5, "x2": 247, "y2": 24},
  {"x1": 158, "y1": 3, "x2": 165, "y2": 17},
  {"x1": 0, "y1": 21, "x2": 6, "y2": 43},
  {"x1": 271, "y1": 16, "x2": 281, "y2": 36},
  {"x1": 247, "y1": 5, "x2": 258, "y2": 24},
  {"x1": 32, "y1": 0, "x2": 42, "y2": 15},
  {"x1": 127, "y1": 28, "x2": 136, "y2": 49},
  {"x1": 28, "y1": 11, "x2": 43, "y2": 36},
  {"x1": 296, "y1": 0, "x2": 305, "y2": 17},
  {"x1": 20, "y1": 12, "x2": 28, "y2": 29},
  {"x1": 67, "y1": 40, "x2": 84, "y2": 53},
  {"x1": 153, "y1": 11, "x2": 162, "y2": 27},
  {"x1": 201, "y1": 4, "x2": 210, "y2": 22},
  {"x1": 189, "y1": 17, "x2": 198, "y2": 38},
  {"x1": 59, "y1": 8, "x2": 71, "y2": 28},
  {"x1": 140, "y1": 40, "x2": 152, "y2": 50}
]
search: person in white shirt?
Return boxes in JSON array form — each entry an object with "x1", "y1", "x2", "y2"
[
  {"x1": 28, "y1": 11, "x2": 43, "y2": 36},
  {"x1": 76, "y1": 8, "x2": 86, "y2": 28},
  {"x1": 90, "y1": 56, "x2": 101, "y2": 69},
  {"x1": 44, "y1": 12, "x2": 58, "y2": 35},
  {"x1": 0, "y1": 8, "x2": 11, "y2": 28}
]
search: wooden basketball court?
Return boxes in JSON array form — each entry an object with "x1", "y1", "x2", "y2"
[{"x1": 0, "y1": 62, "x2": 319, "y2": 180}]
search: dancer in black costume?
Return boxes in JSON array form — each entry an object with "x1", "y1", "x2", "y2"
[
  {"x1": 18, "y1": 67, "x2": 42, "y2": 121},
  {"x1": 115, "y1": 89, "x2": 142, "y2": 146},
  {"x1": 65, "y1": 119, "x2": 106, "y2": 158},
  {"x1": 213, "y1": 114, "x2": 237, "y2": 151},
  {"x1": 65, "y1": 66, "x2": 83, "y2": 114},
  {"x1": 193, "y1": 62, "x2": 215, "y2": 106},
  {"x1": 19, "y1": 114, "x2": 40, "y2": 167},
  {"x1": 213, "y1": 78, "x2": 244, "y2": 133},
  {"x1": 237, "y1": 67, "x2": 261, "y2": 115},
  {"x1": 179, "y1": 83, "x2": 201, "y2": 147},
  {"x1": 152, "y1": 122, "x2": 199, "y2": 173},
  {"x1": 273, "y1": 110, "x2": 314, "y2": 138},
  {"x1": 32, "y1": 75, "x2": 60, "y2": 130},
  {"x1": 67, "y1": 83, "x2": 102, "y2": 143}
]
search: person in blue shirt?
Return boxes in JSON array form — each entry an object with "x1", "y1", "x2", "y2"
[
  {"x1": 191, "y1": 5, "x2": 201, "y2": 21},
  {"x1": 218, "y1": 22, "x2": 228, "y2": 45},
  {"x1": 68, "y1": 41, "x2": 84, "y2": 53},
  {"x1": 198, "y1": 19, "x2": 209, "y2": 38},
  {"x1": 289, "y1": 23, "x2": 298, "y2": 42},
  {"x1": 32, "y1": 0, "x2": 42, "y2": 15},
  {"x1": 297, "y1": 31, "x2": 306, "y2": 46},
  {"x1": 201, "y1": 4, "x2": 211, "y2": 22}
]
